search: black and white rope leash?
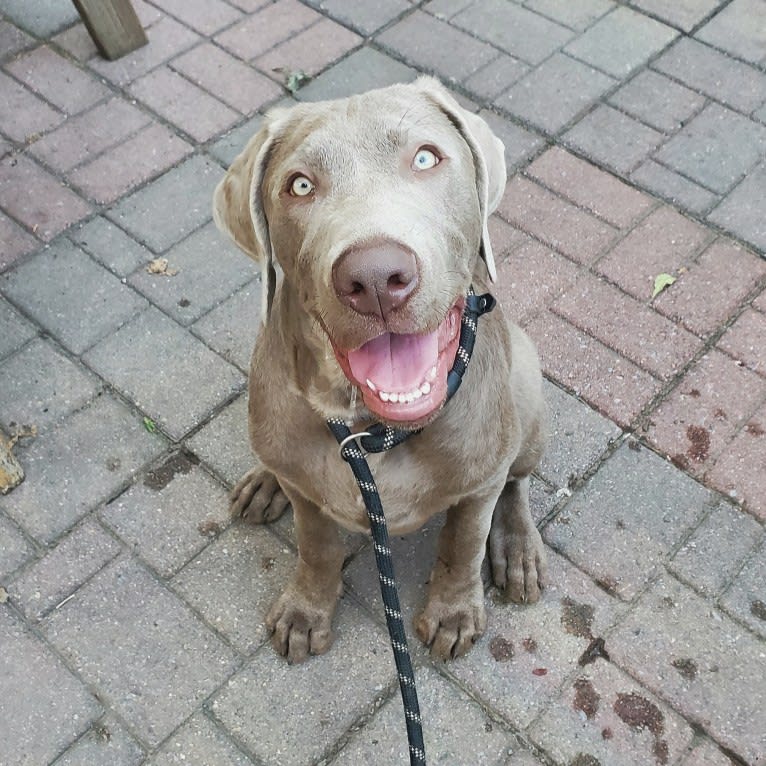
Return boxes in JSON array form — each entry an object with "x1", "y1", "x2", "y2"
[{"x1": 327, "y1": 289, "x2": 496, "y2": 766}]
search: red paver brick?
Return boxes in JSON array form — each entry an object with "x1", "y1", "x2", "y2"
[
  {"x1": 526, "y1": 146, "x2": 654, "y2": 229},
  {"x1": 0, "y1": 71, "x2": 63, "y2": 142},
  {"x1": 0, "y1": 155, "x2": 91, "y2": 241},
  {"x1": 553, "y1": 272, "x2": 702, "y2": 380},
  {"x1": 256, "y1": 18, "x2": 363, "y2": 80},
  {"x1": 70, "y1": 123, "x2": 192, "y2": 204},
  {"x1": 495, "y1": 239, "x2": 580, "y2": 325},
  {"x1": 646, "y1": 349, "x2": 766, "y2": 475},
  {"x1": 171, "y1": 42, "x2": 281, "y2": 114},
  {"x1": 653, "y1": 239, "x2": 766, "y2": 337},
  {"x1": 717, "y1": 308, "x2": 766, "y2": 377},
  {"x1": 755, "y1": 289, "x2": 766, "y2": 312},
  {"x1": 29, "y1": 98, "x2": 151, "y2": 172},
  {"x1": 596, "y1": 205, "x2": 712, "y2": 301},
  {"x1": 215, "y1": 0, "x2": 320, "y2": 61},
  {"x1": 706, "y1": 401, "x2": 766, "y2": 520},
  {"x1": 4, "y1": 46, "x2": 109, "y2": 115},
  {"x1": 497, "y1": 176, "x2": 618, "y2": 264},
  {"x1": 527, "y1": 309, "x2": 661, "y2": 427},
  {"x1": 149, "y1": 0, "x2": 242, "y2": 35},
  {"x1": 488, "y1": 214, "x2": 533, "y2": 261},
  {"x1": 0, "y1": 211, "x2": 38, "y2": 271},
  {"x1": 129, "y1": 66, "x2": 238, "y2": 144}
]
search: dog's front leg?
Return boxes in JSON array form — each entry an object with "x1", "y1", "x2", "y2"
[
  {"x1": 415, "y1": 490, "x2": 499, "y2": 660},
  {"x1": 266, "y1": 493, "x2": 344, "y2": 663}
]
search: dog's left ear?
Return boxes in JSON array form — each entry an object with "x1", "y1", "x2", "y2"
[{"x1": 417, "y1": 77, "x2": 507, "y2": 283}]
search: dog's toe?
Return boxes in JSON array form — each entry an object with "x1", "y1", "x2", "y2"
[
  {"x1": 415, "y1": 602, "x2": 486, "y2": 660},
  {"x1": 266, "y1": 589, "x2": 336, "y2": 664},
  {"x1": 493, "y1": 527, "x2": 548, "y2": 604},
  {"x1": 230, "y1": 466, "x2": 289, "y2": 523}
]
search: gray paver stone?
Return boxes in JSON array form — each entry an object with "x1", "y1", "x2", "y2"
[
  {"x1": 478, "y1": 110, "x2": 545, "y2": 172},
  {"x1": 69, "y1": 216, "x2": 153, "y2": 278},
  {"x1": 53, "y1": 714, "x2": 145, "y2": 766},
  {"x1": 720, "y1": 541, "x2": 766, "y2": 639},
  {"x1": 680, "y1": 737, "x2": 743, "y2": 766},
  {"x1": 209, "y1": 113, "x2": 267, "y2": 169},
  {"x1": 462, "y1": 55, "x2": 530, "y2": 102},
  {"x1": 0, "y1": 296, "x2": 36, "y2": 361},
  {"x1": 0, "y1": 513, "x2": 34, "y2": 579},
  {"x1": 45, "y1": 556, "x2": 240, "y2": 747},
  {"x1": 609, "y1": 573, "x2": 766, "y2": 764},
  {"x1": 695, "y1": 0, "x2": 766, "y2": 67},
  {"x1": 529, "y1": 476, "x2": 559, "y2": 525},
  {"x1": 0, "y1": 394, "x2": 166, "y2": 543},
  {"x1": 83, "y1": 307, "x2": 245, "y2": 441},
  {"x1": 0, "y1": 607, "x2": 101, "y2": 766},
  {"x1": 628, "y1": 0, "x2": 726, "y2": 33},
  {"x1": 543, "y1": 442, "x2": 712, "y2": 600},
  {"x1": 707, "y1": 160, "x2": 766, "y2": 251},
  {"x1": 9, "y1": 517, "x2": 121, "y2": 620},
  {"x1": 0, "y1": 0, "x2": 79, "y2": 36},
  {"x1": 631, "y1": 160, "x2": 720, "y2": 215},
  {"x1": 304, "y1": 0, "x2": 410, "y2": 35},
  {"x1": 0, "y1": 239, "x2": 148, "y2": 355},
  {"x1": 524, "y1": 0, "x2": 615, "y2": 31}
]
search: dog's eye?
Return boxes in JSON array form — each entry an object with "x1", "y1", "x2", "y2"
[
  {"x1": 412, "y1": 148, "x2": 439, "y2": 171},
  {"x1": 290, "y1": 175, "x2": 315, "y2": 197}
]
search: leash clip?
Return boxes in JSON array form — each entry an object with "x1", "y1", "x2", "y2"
[{"x1": 338, "y1": 431, "x2": 372, "y2": 459}]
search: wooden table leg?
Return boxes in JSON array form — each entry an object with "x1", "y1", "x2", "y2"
[{"x1": 72, "y1": 0, "x2": 148, "y2": 61}]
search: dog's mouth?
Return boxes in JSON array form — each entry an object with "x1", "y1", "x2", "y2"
[{"x1": 331, "y1": 299, "x2": 464, "y2": 426}]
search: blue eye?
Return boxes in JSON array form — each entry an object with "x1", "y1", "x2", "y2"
[
  {"x1": 412, "y1": 148, "x2": 439, "y2": 171},
  {"x1": 290, "y1": 175, "x2": 314, "y2": 196}
]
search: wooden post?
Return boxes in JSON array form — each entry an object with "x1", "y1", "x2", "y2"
[
  {"x1": 72, "y1": 0, "x2": 148, "y2": 61},
  {"x1": 0, "y1": 431, "x2": 24, "y2": 495}
]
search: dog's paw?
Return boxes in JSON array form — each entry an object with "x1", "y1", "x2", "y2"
[
  {"x1": 489, "y1": 524, "x2": 548, "y2": 604},
  {"x1": 415, "y1": 600, "x2": 487, "y2": 660},
  {"x1": 266, "y1": 588, "x2": 337, "y2": 664},
  {"x1": 229, "y1": 466, "x2": 289, "y2": 523}
]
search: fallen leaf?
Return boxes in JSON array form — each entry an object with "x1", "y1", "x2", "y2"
[
  {"x1": 282, "y1": 69, "x2": 311, "y2": 94},
  {"x1": 0, "y1": 586, "x2": 8, "y2": 603},
  {"x1": 143, "y1": 417, "x2": 157, "y2": 433},
  {"x1": 147, "y1": 258, "x2": 178, "y2": 277},
  {"x1": 652, "y1": 272, "x2": 676, "y2": 299}
]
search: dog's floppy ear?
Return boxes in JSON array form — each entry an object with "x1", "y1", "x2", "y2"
[
  {"x1": 213, "y1": 111, "x2": 288, "y2": 320},
  {"x1": 417, "y1": 77, "x2": 506, "y2": 283}
]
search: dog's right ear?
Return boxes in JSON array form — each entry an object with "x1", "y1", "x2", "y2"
[{"x1": 213, "y1": 112, "x2": 287, "y2": 321}]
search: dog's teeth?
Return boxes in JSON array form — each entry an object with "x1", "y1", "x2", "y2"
[
  {"x1": 428, "y1": 366, "x2": 437, "y2": 381},
  {"x1": 405, "y1": 393, "x2": 415, "y2": 403},
  {"x1": 389, "y1": 392, "x2": 399, "y2": 403},
  {"x1": 366, "y1": 378, "x2": 377, "y2": 392},
  {"x1": 420, "y1": 381, "x2": 431, "y2": 395},
  {"x1": 380, "y1": 391, "x2": 390, "y2": 402},
  {"x1": 413, "y1": 388, "x2": 422, "y2": 399}
]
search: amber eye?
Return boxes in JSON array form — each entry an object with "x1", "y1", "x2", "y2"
[
  {"x1": 412, "y1": 147, "x2": 439, "y2": 171},
  {"x1": 290, "y1": 175, "x2": 315, "y2": 196}
]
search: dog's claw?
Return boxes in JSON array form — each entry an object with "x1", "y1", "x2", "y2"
[{"x1": 230, "y1": 466, "x2": 290, "y2": 523}]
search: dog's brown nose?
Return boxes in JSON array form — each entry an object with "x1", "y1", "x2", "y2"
[{"x1": 333, "y1": 241, "x2": 419, "y2": 319}]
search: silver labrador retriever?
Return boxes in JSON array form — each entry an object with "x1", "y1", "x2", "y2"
[{"x1": 213, "y1": 76, "x2": 547, "y2": 664}]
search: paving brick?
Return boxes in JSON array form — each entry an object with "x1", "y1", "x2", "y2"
[
  {"x1": 332, "y1": 667, "x2": 513, "y2": 764},
  {"x1": 499, "y1": 53, "x2": 615, "y2": 135},
  {"x1": 527, "y1": 310, "x2": 661, "y2": 427},
  {"x1": 554, "y1": 273, "x2": 702, "y2": 380},
  {"x1": 462, "y1": 54, "x2": 530, "y2": 101},
  {"x1": 0, "y1": 19, "x2": 33, "y2": 59},
  {"x1": 145, "y1": 712, "x2": 251, "y2": 766},
  {"x1": 529, "y1": 659, "x2": 694, "y2": 766},
  {"x1": 1, "y1": 240, "x2": 148, "y2": 354},
  {"x1": 477, "y1": 110, "x2": 546, "y2": 173},
  {"x1": 653, "y1": 36, "x2": 766, "y2": 115},
  {"x1": 305, "y1": 0, "x2": 411, "y2": 35},
  {"x1": 107, "y1": 155, "x2": 222, "y2": 253},
  {"x1": 504, "y1": 752, "x2": 546, "y2": 766},
  {"x1": 530, "y1": 475, "x2": 559, "y2": 525},
  {"x1": 526, "y1": 146, "x2": 654, "y2": 230},
  {"x1": 596, "y1": 206, "x2": 711, "y2": 301},
  {"x1": 54, "y1": 715, "x2": 145, "y2": 766},
  {"x1": 537, "y1": 378, "x2": 622, "y2": 488},
  {"x1": 629, "y1": 0, "x2": 726, "y2": 32},
  {"x1": 0, "y1": 394, "x2": 166, "y2": 543},
  {"x1": 102, "y1": 459, "x2": 230, "y2": 578},
  {"x1": 88, "y1": 16, "x2": 200, "y2": 86},
  {"x1": 631, "y1": 159, "x2": 720, "y2": 215},
  {"x1": 211, "y1": 603, "x2": 394, "y2": 765},
  {"x1": 0, "y1": 70, "x2": 63, "y2": 142},
  {"x1": 565, "y1": 6, "x2": 678, "y2": 78},
  {"x1": 487, "y1": 214, "x2": 533, "y2": 261},
  {"x1": 609, "y1": 69, "x2": 705, "y2": 133},
  {"x1": 653, "y1": 239, "x2": 766, "y2": 336},
  {"x1": 0, "y1": 295, "x2": 36, "y2": 360},
  {"x1": 128, "y1": 222, "x2": 255, "y2": 325},
  {"x1": 0, "y1": 608, "x2": 100, "y2": 766},
  {"x1": 208, "y1": 112, "x2": 267, "y2": 167},
  {"x1": 0, "y1": 338, "x2": 100, "y2": 432},
  {"x1": 8, "y1": 518, "x2": 121, "y2": 620},
  {"x1": 494, "y1": 238, "x2": 580, "y2": 325},
  {"x1": 524, "y1": 0, "x2": 615, "y2": 31},
  {"x1": 544, "y1": 442, "x2": 712, "y2": 600},
  {"x1": 0, "y1": 513, "x2": 34, "y2": 579},
  {"x1": 669, "y1": 502, "x2": 763, "y2": 597},
  {"x1": 655, "y1": 104, "x2": 766, "y2": 194},
  {"x1": 45, "y1": 556, "x2": 239, "y2": 747},
  {"x1": 646, "y1": 350, "x2": 766, "y2": 474},
  {"x1": 497, "y1": 176, "x2": 619, "y2": 265},
  {"x1": 379, "y1": 10, "x2": 497, "y2": 82},
  {"x1": 720, "y1": 541, "x2": 766, "y2": 638},
  {"x1": 679, "y1": 738, "x2": 739, "y2": 766},
  {"x1": 70, "y1": 216, "x2": 153, "y2": 277},
  {"x1": 51, "y1": 22, "x2": 98, "y2": 63},
  {"x1": 451, "y1": 0, "x2": 574, "y2": 65},
  {"x1": 214, "y1": 0, "x2": 320, "y2": 61},
  {"x1": 0, "y1": 210, "x2": 37, "y2": 270},
  {"x1": 0, "y1": 0, "x2": 79, "y2": 37},
  {"x1": 171, "y1": 42, "x2": 281, "y2": 115},
  {"x1": 717, "y1": 307, "x2": 766, "y2": 377},
  {"x1": 756, "y1": 289, "x2": 766, "y2": 313},
  {"x1": 149, "y1": 0, "x2": 242, "y2": 35},
  {"x1": 609, "y1": 573, "x2": 766, "y2": 764},
  {"x1": 696, "y1": 0, "x2": 766, "y2": 67},
  {"x1": 423, "y1": 0, "x2": 476, "y2": 20},
  {"x1": 84, "y1": 308, "x2": 244, "y2": 440},
  {"x1": 450, "y1": 549, "x2": 626, "y2": 728},
  {"x1": 708, "y1": 160, "x2": 766, "y2": 251},
  {"x1": 4, "y1": 45, "x2": 109, "y2": 115},
  {"x1": 191, "y1": 278, "x2": 261, "y2": 372},
  {"x1": 563, "y1": 104, "x2": 664, "y2": 175},
  {"x1": 132, "y1": 0, "x2": 164, "y2": 26},
  {"x1": 29, "y1": 97, "x2": 151, "y2": 173}
]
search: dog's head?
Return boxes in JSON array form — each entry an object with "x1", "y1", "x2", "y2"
[{"x1": 213, "y1": 76, "x2": 506, "y2": 428}]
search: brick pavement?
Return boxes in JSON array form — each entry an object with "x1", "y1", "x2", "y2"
[{"x1": 0, "y1": 0, "x2": 764, "y2": 764}]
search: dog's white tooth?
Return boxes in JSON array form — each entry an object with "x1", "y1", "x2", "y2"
[
  {"x1": 420, "y1": 381, "x2": 431, "y2": 395},
  {"x1": 389, "y1": 392, "x2": 399, "y2": 403},
  {"x1": 366, "y1": 378, "x2": 377, "y2": 392},
  {"x1": 428, "y1": 366, "x2": 437, "y2": 381},
  {"x1": 413, "y1": 388, "x2": 422, "y2": 399},
  {"x1": 405, "y1": 393, "x2": 415, "y2": 403},
  {"x1": 380, "y1": 391, "x2": 390, "y2": 402}
]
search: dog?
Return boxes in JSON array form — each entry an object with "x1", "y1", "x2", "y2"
[{"x1": 213, "y1": 76, "x2": 547, "y2": 664}]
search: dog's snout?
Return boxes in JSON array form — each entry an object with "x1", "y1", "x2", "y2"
[{"x1": 332, "y1": 241, "x2": 419, "y2": 319}]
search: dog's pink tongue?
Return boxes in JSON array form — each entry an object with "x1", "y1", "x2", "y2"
[{"x1": 347, "y1": 331, "x2": 438, "y2": 391}]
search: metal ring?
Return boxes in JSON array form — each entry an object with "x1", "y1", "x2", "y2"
[{"x1": 338, "y1": 431, "x2": 372, "y2": 457}]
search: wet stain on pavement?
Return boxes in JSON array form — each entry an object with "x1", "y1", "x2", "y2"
[
  {"x1": 614, "y1": 692, "x2": 669, "y2": 764},
  {"x1": 686, "y1": 425, "x2": 710, "y2": 462},
  {"x1": 489, "y1": 635, "x2": 514, "y2": 662},
  {"x1": 144, "y1": 452, "x2": 199, "y2": 491},
  {"x1": 561, "y1": 596, "x2": 595, "y2": 639},
  {"x1": 671, "y1": 658, "x2": 698, "y2": 680},
  {"x1": 573, "y1": 678, "x2": 600, "y2": 720}
]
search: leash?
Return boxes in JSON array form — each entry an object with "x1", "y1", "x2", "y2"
[{"x1": 327, "y1": 289, "x2": 496, "y2": 766}]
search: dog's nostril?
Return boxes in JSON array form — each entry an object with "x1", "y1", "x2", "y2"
[
  {"x1": 351, "y1": 281, "x2": 365, "y2": 295},
  {"x1": 388, "y1": 273, "x2": 408, "y2": 289}
]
